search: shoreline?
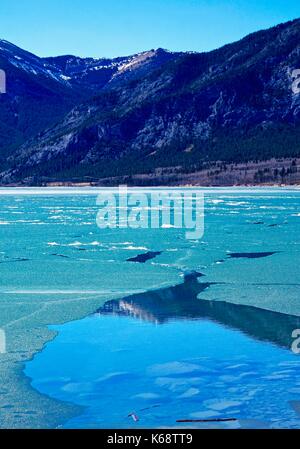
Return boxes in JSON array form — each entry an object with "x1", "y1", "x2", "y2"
[
  {"x1": 3, "y1": 157, "x2": 300, "y2": 188},
  {"x1": 0, "y1": 183, "x2": 300, "y2": 189}
]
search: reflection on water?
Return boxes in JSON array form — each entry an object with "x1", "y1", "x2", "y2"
[
  {"x1": 26, "y1": 272, "x2": 300, "y2": 429},
  {"x1": 97, "y1": 272, "x2": 300, "y2": 350}
]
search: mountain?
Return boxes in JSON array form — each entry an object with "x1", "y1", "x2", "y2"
[
  {"x1": 0, "y1": 41, "x2": 177, "y2": 172},
  {"x1": 1, "y1": 19, "x2": 300, "y2": 185},
  {"x1": 43, "y1": 48, "x2": 177, "y2": 91},
  {"x1": 0, "y1": 40, "x2": 78, "y2": 167}
]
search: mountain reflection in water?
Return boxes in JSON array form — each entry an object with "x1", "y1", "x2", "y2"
[{"x1": 96, "y1": 272, "x2": 300, "y2": 350}]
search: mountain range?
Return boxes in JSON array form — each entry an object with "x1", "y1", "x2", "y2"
[{"x1": 1, "y1": 18, "x2": 300, "y2": 185}]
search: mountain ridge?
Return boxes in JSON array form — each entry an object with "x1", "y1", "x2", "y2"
[{"x1": 1, "y1": 18, "x2": 300, "y2": 185}]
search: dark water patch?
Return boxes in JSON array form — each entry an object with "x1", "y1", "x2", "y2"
[
  {"x1": 228, "y1": 252, "x2": 277, "y2": 259},
  {"x1": 253, "y1": 221, "x2": 264, "y2": 225},
  {"x1": 176, "y1": 418, "x2": 237, "y2": 423},
  {"x1": 184, "y1": 271, "x2": 205, "y2": 280},
  {"x1": 139, "y1": 404, "x2": 160, "y2": 412},
  {"x1": 127, "y1": 251, "x2": 162, "y2": 263},
  {"x1": 51, "y1": 253, "x2": 71, "y2": 259},
  {"x1": 0, "y1": 258, "x2": 29, "y2": 264}
]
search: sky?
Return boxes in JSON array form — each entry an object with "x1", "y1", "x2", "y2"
[{"x1": 0, "y1": 0, "x2": 299, "y2": 58}]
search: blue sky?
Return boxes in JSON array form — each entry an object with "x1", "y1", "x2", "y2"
[{"x1": 1, "y1": 0, "x2": 299, "y2": 58}]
